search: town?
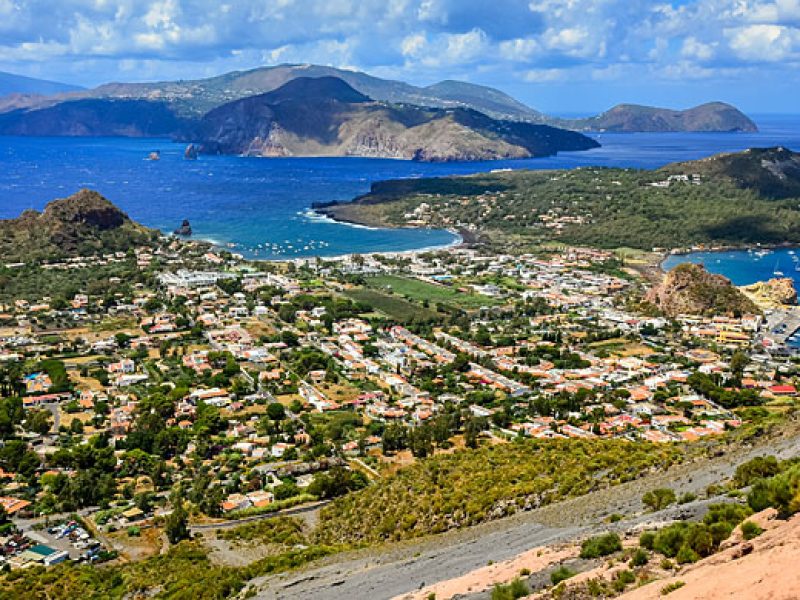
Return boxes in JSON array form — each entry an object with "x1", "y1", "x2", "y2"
[{"x1": 1, "y1": 233, "x2": 798, "y2": 570}]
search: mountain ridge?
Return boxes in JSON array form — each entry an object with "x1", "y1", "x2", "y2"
[
  {"x1": 191, "y1": 77, "x2": 599, "y2": 161},
  {"x1": 0, "y1": 70, "x2": 84, "y2": 97},
  {"x1": 0, "y1": 64, "x2": 755, "y2": 134}
]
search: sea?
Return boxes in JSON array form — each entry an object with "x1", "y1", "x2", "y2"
[
  {"x1": 663, "y1": 248, "x2": 800, "y2": 288},
  {"x1": 0, "y1": 114, "x2": 799, "y2": 260}
]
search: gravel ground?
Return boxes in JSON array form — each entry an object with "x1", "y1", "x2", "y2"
[{"x1": 248, "y1": 423, "x2": 800, "y2": 600}]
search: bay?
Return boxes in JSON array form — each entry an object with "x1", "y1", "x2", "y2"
[
  {"x1": 0, "y1": 114, "x2": 798, "y2": 259},
  {"x1": 663, "y1": 248, "x2": 800, "y2": 289}
]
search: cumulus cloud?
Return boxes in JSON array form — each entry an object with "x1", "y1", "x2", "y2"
[
  {"x1": 0, "y1": 0, "x2": 797, "y2": 111},
  {"x1": 727, "y1": 23, "x2": 800, "y2": 60}
]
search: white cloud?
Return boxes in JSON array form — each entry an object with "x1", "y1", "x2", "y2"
[
  {"x1": 499, "y1": 37, "x2": 540, "y2": 61},
  {"x1": 681, "y1": 36, "x2": 716, "y2": 61},
  {"x1": 401, "y1": 33, "x2": 427, "y2": 57},
  {"x1": 0, "y1": 0, "x2": 796, "y2": 103},
  {"x1": 727, "y1": 23, "x2": 800, "y2": 61},
  {"x1": 522, "y1": 67, "x2": 565, "y2": 82}
]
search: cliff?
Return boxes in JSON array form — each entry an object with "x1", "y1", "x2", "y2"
[
  {"x1": 193, "y1": 77, "x2": 598, "y2": 162},
  {"x1": 0, "y1": 189, "x2": 155, "y2": 262},
  {"x1": 645, "y1": 263, "x2": 759, "y2": 316}
]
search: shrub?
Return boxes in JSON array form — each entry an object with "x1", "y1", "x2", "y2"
[
  {"x1": 127, "y1": 526, "x2": 141, "y2": 537},
  {"x1": 580, "y1": 533, "x2": 622, "y2": 559},
  {"x1": 642, "y1": 488, "x2": 677, "y2": 512},
  {"x1": 733, "y1": 456, "x2": 780, "y2": 488},
  {"x1": 740, "y1": 521, "x2": 763, "y2": 540},
  {"x1": 491, "y1": 577, "x2": 529, "y2": 600},
  {"x1": 550, "y1": 566, "x2": 577, "y2": 585},
  {"x1": 661, "y1": 581, "x2": 686, "y2": 595},
  {"x1": 677, "y1": 492, "x2": 697, "y2": 504},
  {"x1": 747, "y1": 462, "x2": 800, "y2": 517},
  {"x1": 676, "y1": 545, "x2": 700, "y2": 564},
  {"x1": 629, "y1": 548, "x2": 649, "y2": 567},
  {"x1": 612, "y1": 569, "x2": 636, "y2": 592},
  {"x1": 639, "y1": 531, "x2": 655, "y2": 550},
  {"x1": 607, "y1": 513, "x2": 623, "y2": 523}
]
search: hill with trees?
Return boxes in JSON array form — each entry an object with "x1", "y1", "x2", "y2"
[
  {"x1": 317, "y1": 147, "x2": 800, "y2": 250},
  {"x1": 0, "y1": 189, "x2": 156, "y2": 262}
]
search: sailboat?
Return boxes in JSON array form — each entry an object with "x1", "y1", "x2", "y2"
[{"x1": 774, "y1": 258, "x2": 784, "y2": 277}]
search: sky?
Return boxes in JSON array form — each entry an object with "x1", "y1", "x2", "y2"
[{"x1": 0, "y1": 0, "x2": 798, "y2": 114}]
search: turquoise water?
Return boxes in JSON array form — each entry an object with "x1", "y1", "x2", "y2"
[
  {"x1": 0, "y1": 114, "x2": 798, "y2": 259},
  {"x1": 663, "y1": 248, "x2": 800, "y2": 288}
]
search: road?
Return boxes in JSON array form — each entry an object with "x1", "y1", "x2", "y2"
[
  {"x1": 250, "y1": 422, "x2": 800, "y2": 600},
  {"x1": 189, "y1": 500, "x2": 329, "y2": 533}
]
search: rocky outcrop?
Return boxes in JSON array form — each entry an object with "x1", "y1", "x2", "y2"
[
  {"x1": 646, "y1": 263, "x2": 759, "y2": 316},
  {"x1": 173, "y1": 219, "x2": 192, "y2": 236},
  {"x1": 194, "y1": 77, "x2": 599, "y2": 162},
  {"x1": 742, "y1": 277, "x2": 797, "y2": 308}
]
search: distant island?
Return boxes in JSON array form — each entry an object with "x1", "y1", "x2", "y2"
[
  {"x1": 0, "y1": 64, "x2": 757, "y2": 147},
  {"x1": 316, "y1": 146, "x2": 800, "y2": 250},
  {"x1": 552, "y1": 102, "x2": 758, "y2": 133}
]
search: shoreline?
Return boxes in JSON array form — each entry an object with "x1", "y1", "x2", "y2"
[{"x1": 187, "y1": 212, "x2": 465, "y2": 263}]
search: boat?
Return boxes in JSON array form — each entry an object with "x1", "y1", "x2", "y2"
[
  {"x1": 147, "y1": 151, "x2": 160, "y2": 161},
  {"x1": 184, "y1": 144, "x2": 198, "y2": 160}
]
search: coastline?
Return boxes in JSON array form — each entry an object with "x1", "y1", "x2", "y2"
[{"x1": 188, "y1": 211, "x2": 465, "y2": 262}]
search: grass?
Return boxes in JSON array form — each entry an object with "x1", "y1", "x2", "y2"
[{"x1": 365, "y1": 275, "x2": 500, "y2": 309}]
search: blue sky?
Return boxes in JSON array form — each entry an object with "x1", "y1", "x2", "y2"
[{"x1": 0, "y1": 0, "x2": 798, "y2": 114}]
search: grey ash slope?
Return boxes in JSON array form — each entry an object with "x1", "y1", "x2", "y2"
[{"x1": 192, "y1": 77, "x2": 599, "y2": 162}]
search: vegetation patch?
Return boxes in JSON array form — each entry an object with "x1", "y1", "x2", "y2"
[{"x1": 315, "y1": 438, "x2": 684, "y2": 544}]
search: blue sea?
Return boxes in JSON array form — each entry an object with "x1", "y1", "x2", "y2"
[
  {"x1": 0, "y1": 114, "x2": 799, "y2": 259},
  {"x1": 663, "y1": 248, "x2": 800, "y2": 289}
]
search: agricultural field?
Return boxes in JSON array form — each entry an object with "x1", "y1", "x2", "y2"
[{"x1": 365, "y1": 274, "x2": 501, "y2": 310}]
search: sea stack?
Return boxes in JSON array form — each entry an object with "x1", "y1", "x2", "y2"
[{"x1": 173, "y1": 219, "x2": 192, "y2": 236}]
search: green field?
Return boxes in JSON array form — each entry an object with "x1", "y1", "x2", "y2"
[
  {"x1": 365, "y1": 275, "x2": 500, "y2": 309},
  {"x1": 344, "y1": 288, "x2": 440, "y2": 323}
]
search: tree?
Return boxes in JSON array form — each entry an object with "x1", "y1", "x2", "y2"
[
  {"x1": 464, "y1": 416, "x2": 484, "y2": 449},
  {"x1": 165, "y1": 496, "x2": 189, "y2": 544},
  {"x1": 69, "y1": 418, "x2": 84, "y2": 435},
  {"x1": 267, "y1": 402, "x2": 286, "y2": 421},
  {"x1": 729, "y1": 351, "x2": 749, "y2": 380},
  {"x1": 642, "y1": 488, "x2": 677, "y2": 512},
  {"x1": 409, "y1": 425, "x2": 433, "y2": 458},
  {"x1": 25, "y1": 409, "x2": 52, "y2": 435}
]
